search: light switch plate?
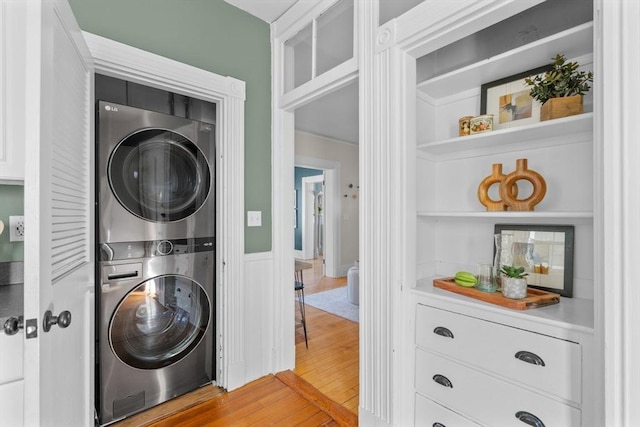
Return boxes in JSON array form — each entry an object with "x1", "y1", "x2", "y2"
[{"x1": 247, "y1": 211, "x2": 262, "y2": 227}]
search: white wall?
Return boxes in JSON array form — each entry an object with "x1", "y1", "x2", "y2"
[{"x1": 295, "y1": 130, "x2": 359, "y2": 275}]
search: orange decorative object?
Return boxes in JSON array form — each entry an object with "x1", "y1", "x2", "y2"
[
  {"x1": 477, "y1": 163, "x2": 518, "y2": 211},
  {"x1": 500, "y1": 158, "x2": 547, "y2": 211}
]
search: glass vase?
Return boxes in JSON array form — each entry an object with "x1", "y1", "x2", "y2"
[{"x1": 493, "y1": 233, "x2": 513, "y2": 288}]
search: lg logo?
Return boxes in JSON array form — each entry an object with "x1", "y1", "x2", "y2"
[{"x1": 104, "y1": 105, "x2": 119, "y2": 112}]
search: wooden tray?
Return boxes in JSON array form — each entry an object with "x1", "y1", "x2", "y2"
[{"x1": 433, "y1": 277, "x2": 560, "y2": 310}]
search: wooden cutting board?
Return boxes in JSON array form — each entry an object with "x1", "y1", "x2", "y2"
[{"x1": 433, "y1": 277, "x2": 560, "y2": 310}]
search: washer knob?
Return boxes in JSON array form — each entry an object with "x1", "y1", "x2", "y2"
[{"x1": 157, "y1": 240, "x2": 174, "y2": 255}]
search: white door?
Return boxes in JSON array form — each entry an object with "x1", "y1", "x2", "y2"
[{"x1": 22, "y1": 0, "x2": 94, "y2": 425}]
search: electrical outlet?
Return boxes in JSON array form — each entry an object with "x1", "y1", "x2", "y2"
[{"x1": 9, "y1": 216, "x2": 24, "y2": 242}]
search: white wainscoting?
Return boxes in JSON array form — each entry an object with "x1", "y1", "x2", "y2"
[{"x1": 236, "y1": 252, "x2": 284, "y2": 386}]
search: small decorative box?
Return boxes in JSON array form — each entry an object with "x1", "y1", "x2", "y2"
[
  {"x1": 470, "y1": 114, "x2": 494, "y2": 134},
  {"x1": 458, "y1": 116, "x2": 473, "y2": 136}
]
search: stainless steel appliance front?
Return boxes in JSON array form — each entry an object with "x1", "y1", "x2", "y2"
[
  {"x1": 97, "y1": 101, "x2": 215, "y2": 243},
  {"x1": 98, "y1": 243, "x2": 214, "y2": 425}
]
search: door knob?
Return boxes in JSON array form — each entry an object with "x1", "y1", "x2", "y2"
[
  {"x1": 3, "y1": 316, "x2": 24, "y2": 335},
  {"x1": 43, "y1": 310, "x2": 72, "y2": 332}
]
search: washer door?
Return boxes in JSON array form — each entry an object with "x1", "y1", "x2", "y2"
[
  {"x1": 108, "y1": 128, "x2": 211, "y2": 222},
  {"x1": 109, "y1": 275, "x2": 210, "y2": 369}
]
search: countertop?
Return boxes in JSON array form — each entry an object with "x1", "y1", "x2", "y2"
[
  {"x1": 0, "y1": 262, "x2": 24, "y2": 326},
  {"x1": 0, "y1": 283, "x2": 23, "y2": 325}
]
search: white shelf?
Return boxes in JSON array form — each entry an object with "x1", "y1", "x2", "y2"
[
  {"x1": 413, "y1": 277, "x2": 594, "y2": 333},
  {"x1": 416, "y1": 22, "x2": 594, "y2": 100},
  {"x1": 417, "y1": 113, "x2": 593, "y2": 161},
  {"x1": 417, "y1": 211, "x2": 593, "y2": 224}
]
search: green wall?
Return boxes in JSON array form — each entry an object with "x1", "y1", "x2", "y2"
[
  {"x1": 0, "y1": 185, "x2": 24, "y2": 262},
  {"x1": 69, "y1": 0, "x2": 272, "y2": 253}
]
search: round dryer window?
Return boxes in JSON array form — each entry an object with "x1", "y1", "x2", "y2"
[
  {"x1": 109, "y1": 128, "x2": 211, "y2": 222},
  {"x1": 109, "y1": 275, "x2": 211, "y2": 370}
]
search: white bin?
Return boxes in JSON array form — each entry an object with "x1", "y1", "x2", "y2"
[{"x1": 347, "y1": 261, "x2": 359, "y2": 305}]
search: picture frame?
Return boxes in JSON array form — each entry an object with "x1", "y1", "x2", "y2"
[
  {"x1": 480, "y1": 65, "x2": 552, "y2": 130},
  {"x1": 494, "y1": 224, "x2": 575, "y2": 298}
]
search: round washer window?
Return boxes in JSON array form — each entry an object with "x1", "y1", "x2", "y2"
[
  {"x1": 109, "y1": 129, "x2": 211, "y2": 222},
  {"x1": 109, "y1": 275, "x2": 210, "y2": 370}
]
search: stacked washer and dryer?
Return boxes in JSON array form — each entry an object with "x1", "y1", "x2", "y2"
[{"x1": 96, "y1": 99, "x2": 216, "y2": 425}]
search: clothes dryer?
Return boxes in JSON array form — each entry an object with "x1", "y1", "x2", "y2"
[{"x1": 97, "y1": 101, "x2": 215, "y2": 243}]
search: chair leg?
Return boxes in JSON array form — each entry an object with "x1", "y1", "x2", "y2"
[{"x1": 296, "y1": 287, "x2": 308, "y2": 348}]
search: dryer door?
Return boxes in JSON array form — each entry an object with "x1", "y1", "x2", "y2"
[
  {"x1": 109, "y1": 275, "x2": 211, "y2": 369},
  {"x1": 109, "y1": 128, "x2": 211, "y2": 222}
]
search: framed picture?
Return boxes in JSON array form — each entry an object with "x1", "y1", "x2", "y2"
[
  {"x1": 480, "y1": 65, "x2": 551, "y2": 130},
  {"x1": 494, "y1": 224, "x2": 575, "y2": 297}
]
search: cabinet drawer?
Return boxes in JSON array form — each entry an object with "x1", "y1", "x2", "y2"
[
  {"x1": 416, "y1": 304, "x2": 581, "y2": 403},
  {"x1": 415, "y1": 392, "x2": 481, "y2": 427},
  {"x1": 0, "y1": 330, "x2": 23, "y2": 383},
  {"x1": 0, "y1": 379, "x2": 23, "y2": 426},
  {"x1": 416, "y1": 349, "x2": 581, "y2": 427}
]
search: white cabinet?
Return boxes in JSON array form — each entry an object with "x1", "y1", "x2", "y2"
[
  {"x1": 416, "y1": 304, "x2": 581, "y2": 403},
  {"x1": 413, "y1": 300, "x2": 592, "y2": 426},
  {"x1": 416, "y1": 347, "x2": 581, "y2": 426},
  {"x1": 0, "y1": 330, "x2": 24, "y2": 426},
  {"x1": 0, "y1": 1, "x2": 26, "y2": 182},
  {"x1": 410, "y1": 2, "x2": 597, "y2": 425}
]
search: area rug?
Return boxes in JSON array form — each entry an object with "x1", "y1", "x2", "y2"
[{"x1": 304, "y1": 286, "x2": 359, "y2": 323}]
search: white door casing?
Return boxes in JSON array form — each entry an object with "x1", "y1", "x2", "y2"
[
  {"x1": 83, "y1": 32, "x2": 247, "y2": 389},
  {"x1": 295, "y1": 156, "x2": 340, "y2": 277},
  {"x1": 23, "y1": 0, "x2": 95, "y2": 425}
]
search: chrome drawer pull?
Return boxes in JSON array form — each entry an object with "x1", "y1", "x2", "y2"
[
  {"x1": 433, "y1": 326, "x2": 454, "y2": 338},
  {"x1": 432, "y1": 374, "x2": 453, "y2": 388},
  {"x1": 515, "y1": 410, "x2": 545, "y2": 427},
  {"x1": 514, "y1": 350, "x2": 546, "y2": 366},
  {"x1": 433, "y1": 423, "x2": 446, "y2": 427}
]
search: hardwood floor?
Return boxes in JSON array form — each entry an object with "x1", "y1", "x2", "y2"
[
  {"x1": 295, "y1": 305, "x2": 359, "y2": 415},
  {"x1": 301, "y1": 258, "x2": 348, "y2": 294},
  {"x1": 295, "y1": 258, "x2": 359, "y2": 414},
  {"x1": 150, "y1": 373, "x2": 352, "y2": 427},
  {"x1": 112, "y1": 258, "x2": 358, "y2": 426}
]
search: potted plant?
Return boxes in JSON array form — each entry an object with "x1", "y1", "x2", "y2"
[
  {"x1": 524, "y1": 54, "x2": 593, "y2": 121},
  {"x1": 500, "y1": 265, "x2": 529, "y2": 299}
]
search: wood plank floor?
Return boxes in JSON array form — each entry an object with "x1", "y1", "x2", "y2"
[
  {"x1": 295, "y1": 258, "x2": 359, "y2": 416},
  {"x1": 112, "y1": 259, "x2": 358, "y2": 426},
  {"x1": 150, "y1": 373, "x2": 352, "y2": 427}
]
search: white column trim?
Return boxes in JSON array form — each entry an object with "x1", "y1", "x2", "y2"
[
  {"x1": 84, "y1": 33, "x2": 245, "y2": 390},
  {"x1": 600, "y1": 0, "x2": 640, "y2": 424},
  {"x1": 271, "y1": 26, "x2": 297, "y2": 372}
]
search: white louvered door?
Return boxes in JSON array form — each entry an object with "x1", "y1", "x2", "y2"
[{"x1": 22, "y1": 0, "x2": 94, "y2": 425}]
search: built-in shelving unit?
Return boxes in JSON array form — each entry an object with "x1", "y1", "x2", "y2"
[{"x1": 410, "y1": 5, "x2": 596, "y2": 426}]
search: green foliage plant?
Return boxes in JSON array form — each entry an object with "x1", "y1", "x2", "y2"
[
  {"x1": 524, "y1": 54, "x2": 594, "y2": 104},
  {"x1": 500, "y1": 265, "x2": 529, "y2": 279}
]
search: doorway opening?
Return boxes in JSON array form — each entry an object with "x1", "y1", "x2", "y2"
[{"x1": 290, "y1": 78, "x2": 360, "y2": 413}]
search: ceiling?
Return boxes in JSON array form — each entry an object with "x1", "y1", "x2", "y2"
[
  {"x1": 224, "y1": 0, "x2": 298, "y2": 23},
  {"x1": 294, "y1": 80, "x2": 359, "y2": 144}
]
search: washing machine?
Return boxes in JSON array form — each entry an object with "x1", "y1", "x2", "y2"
[
  {"x1": 96, "y1": 100, "x2": 216, "y2": 425},
  {"x1": 97, "y1": 238, "x2": 214, "y2": 425},
  {"x1": 97, "y1": 100, "x2": 215, "y2": 243}
]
